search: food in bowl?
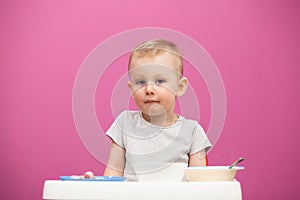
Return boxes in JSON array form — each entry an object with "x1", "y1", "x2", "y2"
[{"x1": 185, "y1": 166, "x2": 245, "y2": 181}]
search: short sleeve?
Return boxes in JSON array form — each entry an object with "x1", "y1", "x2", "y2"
[
  {"x1": 189, "y1": 124, "x2": 212, "y2": 155},
  {"x1": 106, "y1": 111, "x2": 127, "y2": 148}
]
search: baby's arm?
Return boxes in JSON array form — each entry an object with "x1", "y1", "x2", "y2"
[
  {"x1": 103, "y1": 142, "x2": 125, "y2": 177},
  {"x1": 188, "y1": 149, "x2": 207, "y2": 166}
]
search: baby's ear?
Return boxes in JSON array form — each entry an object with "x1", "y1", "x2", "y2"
[
  {"x1": 176, "y1": 77, "x2": 188, "y2": 96},
  {"x1": 128, "y1": 81, "x2": 134, "y2": 97}
]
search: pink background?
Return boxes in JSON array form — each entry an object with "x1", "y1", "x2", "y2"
[{"x1": 1, "y1": 0, "x2": 299, "y2": 199}]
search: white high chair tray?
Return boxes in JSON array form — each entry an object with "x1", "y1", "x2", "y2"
[{"x1": 43, "y1": 180, "x2": 242, "y2": 200}]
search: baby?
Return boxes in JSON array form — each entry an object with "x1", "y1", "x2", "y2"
[{"x1": 102, "y1": 39, "x2": 211, "y2": 181}]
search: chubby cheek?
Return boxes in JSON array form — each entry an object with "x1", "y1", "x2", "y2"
[
  {"x1": 160, "y1": 89, "x2": 176, "y2": 103},
  {"x1": 163, "y1": 97, "x2": 176, "y2": 110},
  {"x1": 131, "y1": 91, "x2": 144, "y2": 105}
]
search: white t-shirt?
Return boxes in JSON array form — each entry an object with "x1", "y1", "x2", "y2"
[{"x1": 106, "y1": 110, "x2": 211, "y2": 180}]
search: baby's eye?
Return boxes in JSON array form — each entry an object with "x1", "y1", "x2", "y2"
[
  {"x1": 155, "y1": 79, "x2": 166, "y2": 85},
  {"x1": 136, "y1": 80, "x2": 146, "y2": 85}
]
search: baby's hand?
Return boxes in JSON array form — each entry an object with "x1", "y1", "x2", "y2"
[
  {"x1": 70, "y1": 171, "x2": 95, "y2": 179},
  {"x1": 83, "y1": 171, "x2": 94, "y2": 179}
]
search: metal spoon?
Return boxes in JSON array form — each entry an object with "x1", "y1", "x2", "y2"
[{"x1": 229, "y1": 157, "x2": 244, "y2": 169}]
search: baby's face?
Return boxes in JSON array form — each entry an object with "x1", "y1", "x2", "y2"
[{"x1": 128, "y1": 52, "x2": 186, "y2": 118}]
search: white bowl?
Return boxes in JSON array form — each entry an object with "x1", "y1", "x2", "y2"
[
  {"x1": 136, "y1": 163, "x2": 187, "y2": 182},
  {"x1": 185, "y1": 166, "x2": 245, "y2": 182}
]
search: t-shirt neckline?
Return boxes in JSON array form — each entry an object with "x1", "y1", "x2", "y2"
[{"x1": 138, "y1": 111, "x2": 183, "y2": 129}]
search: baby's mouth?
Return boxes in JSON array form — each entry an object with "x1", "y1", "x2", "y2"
[{"x1": 144, "y1": 100, "x2": 159, "y2": 104}]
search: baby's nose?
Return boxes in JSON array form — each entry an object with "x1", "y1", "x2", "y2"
[{"x1": 145, "y1": 84, "x2": 155, "y2": 95}]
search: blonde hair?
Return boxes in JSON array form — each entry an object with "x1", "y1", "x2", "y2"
[{"x1": 128, "y1": 39, "x2": 183, "y2": 74}]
